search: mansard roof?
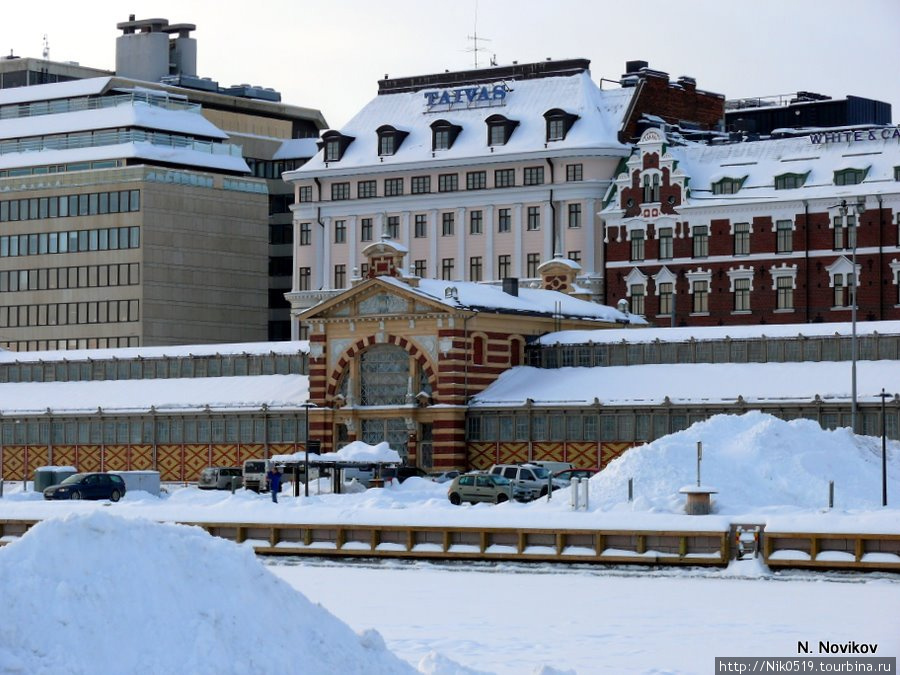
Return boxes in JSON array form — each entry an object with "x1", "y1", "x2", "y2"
[
  {"x1": 291, "y1": 68, "x2": 635, "y2": 173},
  {"x1": 605, "y1": 126, "x2": 900, "y2": 212}
]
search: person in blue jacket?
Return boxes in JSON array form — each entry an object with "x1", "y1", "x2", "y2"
[{"x1": 266, "y1": 466, "x2": 282, "y2": 503}]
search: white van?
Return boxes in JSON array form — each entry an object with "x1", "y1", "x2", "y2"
[
  {"x1": 242, "y1": 459, "x2": 271, "y2": 492},
  {"x1": 198, "y1": 466, "x2": 243, "y2": 490}
]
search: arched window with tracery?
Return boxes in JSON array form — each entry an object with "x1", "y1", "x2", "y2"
[{"x1": 359, "y1": 344, "x2": 409, "y2": 406}]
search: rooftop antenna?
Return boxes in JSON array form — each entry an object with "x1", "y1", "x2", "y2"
[
  {"x1": 42, "y1": 34, "x2": 49, "y2": 60},
  {"x1": 466, "y1": 0, "x2": 491, "y2": 68}
]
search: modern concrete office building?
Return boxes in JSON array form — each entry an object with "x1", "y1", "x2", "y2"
[{"x1": 0, "y1": 17, "x2": 326, "y2": 349}]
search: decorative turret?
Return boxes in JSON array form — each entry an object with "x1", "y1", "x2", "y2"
[
  {"x1": 538, "y1": 255, "x2": 582, "y2": 294},
  {"x1": 359, "y1": 236, "x2": 418, "y2": 287}
]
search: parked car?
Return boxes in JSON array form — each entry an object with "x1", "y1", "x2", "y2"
[
  {"x1": 429, "y1": 470, "x2": 460, "y2": 484},
  {"x1": 342, "y1": 465, "x2": 376, "y2": 486},
  {"x1": 530, "y1": 460, "x2": 574, "y2": 474},
  {"x1": 198, "y1": 466, "x2": 243, "y2": 490},
  {"x1": 553, "y1": 468, "x2": 600, "y2": 486},
  {"x1": 488, "y1": 463, "x2": 566, "y2": 498},
  {"x1": 43, "y1": 473, "x2": 126, "y2": 501},
  {"x1": 381, "y1": 466, "x2": 429, "y2": 483},
  {"x1": 447, "y1": 472, "x2": 530, "y2": 505}
]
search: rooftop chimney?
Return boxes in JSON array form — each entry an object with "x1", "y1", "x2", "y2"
[{"x1": 502, "y1": 278, "x2": 519, "y2": 297}]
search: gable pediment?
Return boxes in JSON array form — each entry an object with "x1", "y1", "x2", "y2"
[{"x1": 299, "y1": 278, "x2": 456, "y2": 323}]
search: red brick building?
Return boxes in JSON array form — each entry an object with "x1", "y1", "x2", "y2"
[
  {"x1": 602, "y1": 127, "x2": 900, "y2": 326},
  {"x1": 617, "y1": 60, "x2": 725, "y2": 143}
]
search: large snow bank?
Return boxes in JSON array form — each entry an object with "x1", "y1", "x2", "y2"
[
  {"x1": 0, "y1": 511, "x2": 419, "y2": 675},
  {"x1": 577, "y1": 411, "x2": 900, "y2": 514}
]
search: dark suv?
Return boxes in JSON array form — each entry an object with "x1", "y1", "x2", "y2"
[{"x1": 43, "y1": 473, "x2": 127, "y2": 501}]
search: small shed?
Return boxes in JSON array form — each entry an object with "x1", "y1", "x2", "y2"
[
  {"x1": 33, "y1": 466, "x2": 77, "y2": 492},
  {"x1": 111, "y1": 471, "x2": 161, "y2": 496}
]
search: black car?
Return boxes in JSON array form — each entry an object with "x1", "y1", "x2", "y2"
[{"x1": 43, "y1": 473, "x2": 127, "y2": 501}]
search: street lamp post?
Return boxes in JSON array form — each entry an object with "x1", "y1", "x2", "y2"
[
  {"x1": 837, "y1": 198, "x2": 866, "y2": 432},
  {"x1": 878, "y1": 389, "x2": 890, "y2": 507},
  {"x1": 302, "y1": 402, "x2": 315, "y2": 497}
]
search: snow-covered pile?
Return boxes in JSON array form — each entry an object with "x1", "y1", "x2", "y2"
[
  {"x1": 0, "y1": 512, "x2": 420, "y2": 675},
  {"x1": 579, "y1": 411, "x2": 900, "y2": 514},
  {"x1": 273, "y1": 439, "x2": 401, "y2": 464}
]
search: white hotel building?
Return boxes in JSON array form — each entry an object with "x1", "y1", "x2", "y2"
[{"x1": 284, "y1": 59, "x2": 643, "y2": 334}]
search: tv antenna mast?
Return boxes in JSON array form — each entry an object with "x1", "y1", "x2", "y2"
[{"x1": 466, "y1": 0, "x2": 491, "y2": 68}]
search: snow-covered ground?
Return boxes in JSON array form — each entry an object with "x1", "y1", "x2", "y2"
[{"x1": 0, "y1": 413, "x2": 898, "y2": 674}]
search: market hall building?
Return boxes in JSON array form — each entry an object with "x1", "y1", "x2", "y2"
[{"x1": 1, "y1": 295, "x2": 899, "y2": 480}]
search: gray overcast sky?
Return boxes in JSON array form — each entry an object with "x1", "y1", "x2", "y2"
[{"x1": 5, "y1": 0, "x2": 899, "y2": 130}]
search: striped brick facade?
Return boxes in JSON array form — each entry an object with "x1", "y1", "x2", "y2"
[{"x1": 297, "y1": 242, "x2": 629, "y2": 470}]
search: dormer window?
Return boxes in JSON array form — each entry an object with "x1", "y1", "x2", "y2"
[
  {"x1": 325, "y1": 139, "x2": 340, "y2": 162},
  {"x1": 712, "y1": 177, "x2": 745, "y2": 195},
  {"x1": 774, "y1": 173, "x2": 808, "y2": 190},
  {"x1": 430, "y1": 119, "x2": 462, "y2": 151},
  {"x1": 834, "y1": 168, "x2": 868, "y2": 186},
  {"x1": 485, "y1": 114, "x2": 519, "y2": 146},
  {"x1": 376, "y1": 125, "x2": 409, "y2": 157},
  {"x1": 543, "y1": 108, "x2": 579, "y2": 142},
  {"x1": 319, "y1": 131, "x2": 355, "y2": 163}
]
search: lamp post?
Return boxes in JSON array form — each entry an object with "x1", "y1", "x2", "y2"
[
  {"x1": 301, "y1": 402, "x2": 315, "y2": 497},
  {"x1": 837, "y1": 198, "x2": 866, "y2": 432},
  {"x1": 878, "y1": 389, "x2": 890, "y2": 507}
]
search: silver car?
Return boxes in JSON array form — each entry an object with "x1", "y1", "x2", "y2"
[
  {"x1": 488, "y1": 463, "x2": 565, "y2": 498},
  {"x1": 447, "y1": 472, "x2": 533, "y2": 505},
  {"x1": 198, "y1": 466, "x2": 243, "y2": 490}
]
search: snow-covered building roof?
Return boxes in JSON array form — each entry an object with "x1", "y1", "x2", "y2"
[
  {"x1": 605, "y1": 127, "x2": 900, "y2": 211},
  {"x1": 0, "y1": 77, "x2": 250, "y2": 174},
  {"x1": 0, "y1": 374, "x2": 309, "y2": 415},
  {"x1": 289, "y1": 67, "x2": 634, "y2": 175},
  {"x1": 0, "y1": 99, "x2": 227, "y2": 141},
  {"x1": 273, "y1": 138, "x2": 320, "y2": 160},
  {"x1": 0, "y1": 141, "x2": 248, "y2": 174},
  {"x1": 535, "y1": 320, "x2": 900, "y2": 345},
  {"x1": 378, "y1": 276, "x2": 644, "y2": 324},
  {"x1": 0, "y1": 340, "x2": 308, "y2": 364},
  {"x1": 470, "y1": 359, "x2": 900, "y2": 407},
  {"x1": 0, "y1": 77, "x2": 113, "y2": 106}
]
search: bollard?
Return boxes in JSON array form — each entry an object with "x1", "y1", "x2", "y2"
[
  {"x1": 628, "y1": 477, "x2": 633, "y2": 502},
  {"x1": 828, "y1": 480, "x2": 834, "y2": 509},
  {"x1": 582, "y1": 478, "x2": 589, "y2": 511},
  {"x1": 570, "y1": 477, "x2": 580, "y2": 510}
]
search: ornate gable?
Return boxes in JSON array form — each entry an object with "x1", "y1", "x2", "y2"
[
  {"x1": 299, "y1": 277, "x2": 455, "y2": 325},
  {"x1": 611, "y1": 128, "x2": 687, "y2": 220}
]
